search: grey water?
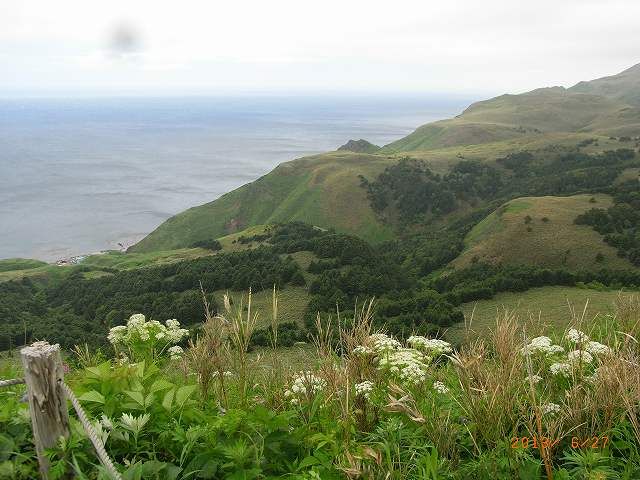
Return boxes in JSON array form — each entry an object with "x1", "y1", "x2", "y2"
[{"x1": 0, "y1": 95, "x2": 471, "y2": 261}]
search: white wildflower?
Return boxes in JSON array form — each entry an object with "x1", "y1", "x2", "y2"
[
  {"x1": 107, "y1": 325, "x2": 127, "y2": 344},
  {"x1": 286, "y1": 371, "x2": 326, "y2": 403},
  {"x1": 369, "y1": 333, "x2": 402, "y2": 353},
  {"x1": 407, "y1": 336, "x2": 453, "y2": 355},
  {"x1": 585, "y1": 341, "x2": 611, "y2": 356},
  {"x1": 550, "y1": 362, "x2": 571, "y2": 376},
  {"x1": 354, "y1": 381, "x2": 374, "y2": 399},
  {"x1": 377, "y1": 348, "x2": 429, "y2": 385},
  {"x1": 541, "y1": 402, "x2": 561, "y2": 415},
  {"x1": 353, "y1": 345, "x2": 373, "y2": 356},
  {"x1": 433, "y1": 381, "x2": 449, "y2": 394},
  {"x1": 522, "y1": 336, "x2": 564, "y2": 356},
  {"x1": 525, "y1": 374, "x2": 543, "y2": 385},
  {"x1": 100, "y1": 414, "x2": 114, "y2": 431},
  {"x1": 168, "y1": 345, "x2": 184, "y2": 360},
  {"x1": 165, "y1": 319, "x2": 181, "y2": 329},
  {"x1": 566, "y1": 329, "x2": 589, "y2": 344},
  {"x1": 545, "y1": 345, "x2": 565, "y2": 355},
  {"x1": 127, "y1": 314, "x2": 146, "y2": 327},
  {"x1": 567, "y1": 349, "x2": 593, "y2": 365}
]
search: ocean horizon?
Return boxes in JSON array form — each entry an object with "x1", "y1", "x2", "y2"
[{"x1": 0, "y1": 94, "x2": 472, "y2": 261}]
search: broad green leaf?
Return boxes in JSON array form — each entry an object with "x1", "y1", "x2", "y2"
[
  {"x1": 124, "y1": 390, "x2": 145, "y2": 407},
  {"x1": 175, "y1": 385, "x2": 197, "y2": 407},
  {"x1": 78, "y1": 390, "x2": 105, "y2": 404},
  {"x1": 162, "y1": 389, "x2": 175, "y2": 411},
  {"x1": 149, "y1": 378, "x2": 174, "y2": 393}
]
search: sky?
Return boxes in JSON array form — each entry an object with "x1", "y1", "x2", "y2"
[{"x1": 1, "y1": 0, "x2": 639, "y2": 97}]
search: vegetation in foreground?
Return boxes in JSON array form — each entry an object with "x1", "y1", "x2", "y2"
[{"x1": 1, "y1": 292, "x2": 639, "y2": 479}]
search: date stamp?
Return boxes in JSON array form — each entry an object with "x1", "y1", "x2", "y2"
[{"x1": 510, "y1": 436, "x2": 609, "y2": 449}]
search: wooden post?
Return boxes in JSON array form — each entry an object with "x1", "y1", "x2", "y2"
[{"x1": 20, "y1": 341, "x2": 70, "y2": 479}]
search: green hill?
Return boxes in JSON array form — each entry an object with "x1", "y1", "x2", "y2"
[
  {"x1": 132, "y1": 152, "x2": 396, "y2": 252},
  {"x1": 570, "y1": 63, "x2": 640, "y2": 106},
  {"x1": 451, "y1": 194, "x2": 634, "y2": 271},
  {"x1": 133, "y1": 63, "x2": 640, "y2": 255}
]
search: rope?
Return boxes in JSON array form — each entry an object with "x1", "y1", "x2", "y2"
[
  {"x1": 0, "y1": 377, "x2": 25, "y2": 388},
  {"x1": 60, "y1": 381, "x2": 123, "y2": 480}
]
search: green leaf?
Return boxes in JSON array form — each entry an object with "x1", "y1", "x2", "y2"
[
  {"x1": 175, "y1": 385, "x2": 197, "y2": 407},
  {"x1": 144, "y1": 392, "x2": 155, "y2": 408},
  {"x1": 124, "y1": 390, "x2": 145, "y2": 407},
  {"x1": 149, "y1": 378, "x2": 174, "y2": 393},
  {"x1": 78, "y1": 390, "x2": 105, "y2": 404},
  {"x1": 298, "y1": 456, "x2": 321, "y2": 469},
  {"x1": 162, "y1": 389, "x2": 175, "y2": 411}
]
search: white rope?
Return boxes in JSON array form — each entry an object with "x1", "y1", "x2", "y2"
[
  {"x1": 0, "y1": 377, "x2": 25, "y2": 388},
  {"x1": 60, "y1": 381, "x2": 123, "y2": 480}
]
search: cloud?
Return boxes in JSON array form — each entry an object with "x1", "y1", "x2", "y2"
[{"x1": 1, "y1": 0, "x2": 639, "y2": 95}]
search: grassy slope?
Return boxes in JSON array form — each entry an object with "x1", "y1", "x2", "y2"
[
  {"x1": 131, "y1": 66, "x2": 640, "y2": 254},
  {"x1": 132, "y1": 152, "x2": 396, "y2": 252},
  {"x1": 451, "y1": 194, "x2": 633, "y2": 271},
  {"x1": 447, "y1": 286, "x2": 638, "y2": 342}
]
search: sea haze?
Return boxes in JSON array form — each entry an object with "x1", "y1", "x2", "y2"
[{"x1": 0, "y1": 95, "x2": 471, "y2": 261}]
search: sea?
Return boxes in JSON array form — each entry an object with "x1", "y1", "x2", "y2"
[{"x1": 0, "y1": 94, "x2": 471, "y2": 261}]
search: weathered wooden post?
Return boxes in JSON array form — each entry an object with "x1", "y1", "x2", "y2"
[{"x1": 20, "y1": 341, "x2": 70, "y2": 479}]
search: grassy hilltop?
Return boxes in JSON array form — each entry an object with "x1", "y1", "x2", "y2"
[
  {"x1": 451, "y1": 194, "x2": 634, "y2": 271},
  {"x1": 133, "y1": 63, "x2": 640, "y2": 256}
]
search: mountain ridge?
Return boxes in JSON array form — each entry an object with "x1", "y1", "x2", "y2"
[{"x1": 132, "y1": 63, "x2": 640, "y2": 254}]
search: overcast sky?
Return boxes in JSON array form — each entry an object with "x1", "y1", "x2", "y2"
[{"x1": 1, "y1": 0, "x2": 639, "y2": 97}]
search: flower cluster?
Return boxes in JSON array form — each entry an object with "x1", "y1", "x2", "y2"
[
  {"x1": 353, "y1": 345, "x2": 373, "y2": 356},
  {"x1": 585, "y1": 341, "x2": 611, "y2": 356},
  {"x1": 108, "y1": 313, "x2": 189, "y2": 360},
  {"x1": 377, "y1": 348, "x2": 430, "y2": 385},
  {"x1": 567, "y1": 349, "x2": 594, "y2": 365},
  {"x1": 284, "y1": 371, "x2": 327, "y2": 405},
  {"x1": 525, "y1": 374, "x2": 543, "y2": 384},
  {"x1": 550, "y1": 362, "x2": 571, "y2": 376},
  {"x1": 168, "y1": 345, "x2": 184, "y2": 360},
  {"x1": 407, "y1": 336, "x2": 453, "y2": 355},
  {"x1": 566, "y1": 328, "x2": 589, "y2": 344},
  {"x1": 541, "y1": 402, "x2": 561, "y2": 416},
  {"x1": 368, "y1": 333, "x2": 402, "y2": 353},
  {"x1": 433, "y1": 381, "x2": 449, "y2": 394},
  {"x1": 521, "y1": 336, "x2": 564, "y2": 356},
  {"x1": 354, "y1": 380, "x2": 374, "y2": 399}
]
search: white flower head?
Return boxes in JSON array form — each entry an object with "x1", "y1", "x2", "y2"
[
  {"x1": 128, "y1": 314, "x2": 146, "y2": 327},
  {"x1": 541, "y1": 402, "x2": 561, "y2": 415},
  {"x1": 433, "y1": 380, "x2": 449, "y2": 394},
  {"x1": 521, "y1": 336, "x2": 563, "y2": 356},
  {"x1": 354, "y1": 380, "x2": 374, "y2": 399},
  {"x1": 550, "y1": 362, "x2": 571, "y2": 376},
  {"x1": 168, "y1": 345, "x2": 184, "y2": 360},
  {"x1": 567, "y1": 349, "x2": 593, "y2": 365},
  {"x1": 353, "y1": 345, "x2": 373, "y2": 356},
  {"x1": 525, "y1": 374, "x2": 543, "y2": 385},
  {"x1": 585, "y1": 341, "x2": 611, "y2": 356},
  {"x1": 566, "y1": 329, "x2": 589, "y2": 344},
  {"x1": 368, "y1": 333, "x2": 402, "y2": 353},
  {"x1": 107, "y1": 325, "x2": 127, "y2": 344},
  {"x1": 286, "y1": 371, "x2": 326, "y2": 403},
  {"x1": 408, "y1": 336, "x2": 452, "y2": 355}
]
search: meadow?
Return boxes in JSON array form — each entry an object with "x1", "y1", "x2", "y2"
[{"x1": 1, "y1": 290, "x2": 639, "y2": 479}]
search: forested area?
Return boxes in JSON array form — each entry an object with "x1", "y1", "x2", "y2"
[
  {"x1": 575, "y1": 179, "x2": 640, "y2": 265},
  {"x1": 362, "y1": 148, "x2": 637, "y2": 225},
  {"x1": 2, "y1": 147, "x2": 640, "y2": 352},
  {"x1": 0, "y1": 248, "x2": 303, "y2": 350}
]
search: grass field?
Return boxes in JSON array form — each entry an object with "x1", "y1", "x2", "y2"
[
  {"x1": 451, "y1": 194, "x2": 633, "y2": 271},
  {"x1": 447, "y1": 285, "x2": 639, "y2": 343},
  {"x1": 212, "y1": 286, "x2": 311, "y2": 329}
]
